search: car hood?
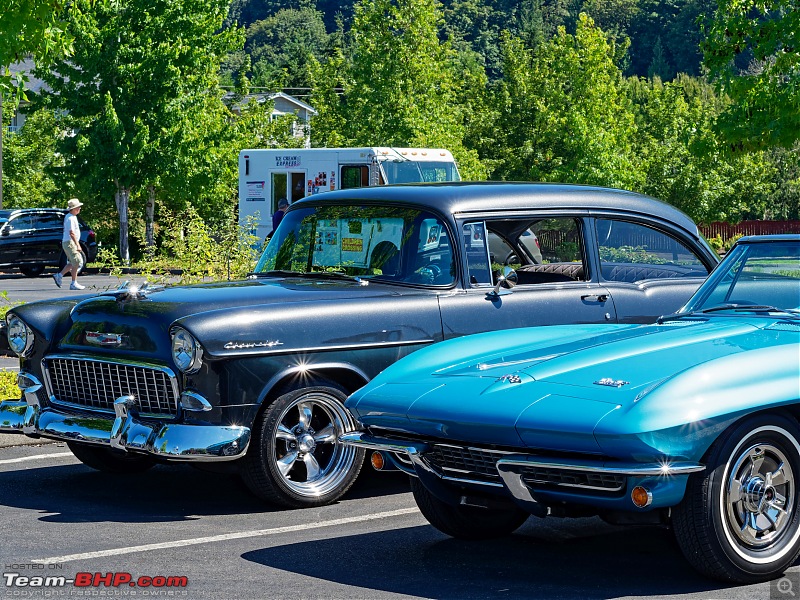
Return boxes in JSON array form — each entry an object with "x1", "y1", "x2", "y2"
[
  {"x1": 51, "y1": 276, "x2": 418, "y2": 359},
  {"x1": 347, "y1": 318, "x2": 779, "y2": 453}
]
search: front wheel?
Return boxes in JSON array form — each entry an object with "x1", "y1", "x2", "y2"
[
  {"x1": 673, "y1": 413, "x2": 800, "y2": 583},
  {"x1": 241, "y1": 381, "x2": 364, "y2": 508},
  {"x1": 411, "y1": 477, "x2": 529, "y2": 539},
  {"x1": 67, "y1": 442, "x2": 156, "y2": 473}
]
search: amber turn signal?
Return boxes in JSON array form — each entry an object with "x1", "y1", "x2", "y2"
[
  {"x1": 370, "y1": 451, "x2": 385, "y2": 471},
  {"x1": 631, "y1": 486, "x2": 653, "y2": 508}
]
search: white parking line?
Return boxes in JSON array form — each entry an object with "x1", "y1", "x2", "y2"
[
  {"x1": 0, "y1": 452, "x2": 74, "y2": 465},
  {"x1": 33, "y1": 507, "x2": 422, "y2": 564}
]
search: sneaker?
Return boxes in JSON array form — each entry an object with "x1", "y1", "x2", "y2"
[
  {"x1": 69, "y1": 282, "x2": 85, "y2": 290},
  {"x1": 52, "y1": 273, "x2": 63, "y2": 288}
]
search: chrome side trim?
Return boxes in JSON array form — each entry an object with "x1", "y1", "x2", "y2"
[
  {"x1": 495, "y1": 455, "x2": 706, "y2": 476},
  {"x1": 215, "y1": 338, "x2": 434, "y2": 358}
]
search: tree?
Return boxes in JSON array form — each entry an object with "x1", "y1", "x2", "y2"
[
  {"x1": 493, "y1": 15, "x2": 641, "y2": 189},
  {"x1": 37, "y1": 0, "x2": 242, "y2": 262},
  {"x1": 310, "y1": 0, "x2": 485, "y2": 178},
  {"x1": 704, "y1": 0, "x2": 800, "y2": 149},
  {"x1": 246, "y1": 8, "x2": 329, "y2": 90}
]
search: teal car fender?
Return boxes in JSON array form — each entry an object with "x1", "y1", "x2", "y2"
[{"x1": 593, "y1": 341, "x2": 800, "y2": 462}]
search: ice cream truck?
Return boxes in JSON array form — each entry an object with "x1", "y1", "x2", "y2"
[{"x1": 238, "y1": 147, "x2": 460, "y2": 239}]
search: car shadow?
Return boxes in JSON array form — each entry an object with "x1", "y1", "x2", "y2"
[
  {"x1": 241, "y1": 518, "x2": 766, "y2": 599},
  {"x1": 0, "y1": 461, "x2": 410, "y2": 523}
]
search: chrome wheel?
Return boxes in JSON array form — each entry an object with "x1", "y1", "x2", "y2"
[
  {"x1": 242, "y1": 381, "x2": 364, "y2": 507},
  {"x1": 724, "y1": 442, "x2": 794, "y2": 549},
  {"x1": 272, "y1": 390, "x2": 359, "y2": 497}
]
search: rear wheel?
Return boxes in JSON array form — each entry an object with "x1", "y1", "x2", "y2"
[
  {"x1": 411, "y1": 477, "x2": 529, "y2": 539},
  {"x1": 67, "y1": 442, "x2": 156, "y2": 473},
  {"x1": 19, "y1": 265, "x2": 45, "y2": 277},
  {"x1": 673, "y1": 413, "x2": 800, "y2": 583},
  {"x1": 241, "y1": 381, "x2": 364, "y2": 508}
]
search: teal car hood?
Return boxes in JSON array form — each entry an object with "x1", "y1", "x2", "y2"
[{"x1": 347, "y1": 319, "x2": 789, "y2": 453}]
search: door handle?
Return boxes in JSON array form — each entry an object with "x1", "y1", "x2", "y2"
[{"x1": 581, "y1": 294, "x2": 609, "y2": 303}]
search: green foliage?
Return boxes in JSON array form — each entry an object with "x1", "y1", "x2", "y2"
[
  {"x1": 493, "y1": 15, "x2": 640, "y2": 189},
  {"x1": 600, "y1": 245, "x2": 668, "y2": 264},
  {"x1": 703, "y1": 0, "x2": 800, "y2": 150},
  {"x1": 97, "y1": 206, "x2": 261, "y2": 285},
  {"x1": 0, "y1": 291, "x2": 23, "y2": 319},
  {"x1": 1, "y1": 109, "x2": 61, "y2": 207},
  {"x1": 35, "y1": 0, "x2": 245, "y2": 260},
  {"x1": 0, "y1": 370, "x2": 19, "y2": 400},
  {"x1": 246, "y1": 8, "x2": 329, "y2": 90}
]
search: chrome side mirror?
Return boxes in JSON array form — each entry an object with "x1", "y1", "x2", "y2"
[{"x1": 487, "y1": 267, "x2": 518, "y2": 299}]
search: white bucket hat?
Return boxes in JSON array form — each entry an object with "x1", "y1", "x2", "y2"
[{"x1": 67, "y1": 198, "x2": 84, "y2": 210}]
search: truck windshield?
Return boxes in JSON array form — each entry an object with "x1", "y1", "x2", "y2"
[
  {"x1": 254, "y1": 205, "x2": 455, "y2": 286},
  {"x1": 380, "y1": 160, "x2": 461, "y2": 184}
]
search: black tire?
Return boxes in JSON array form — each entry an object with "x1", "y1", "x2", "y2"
[
  {"x1": 411, "y1": 477, "x2": 529, "y2": 540},
  {"x1": 19, "y1": 265, "x2": 45, "y2": 277},
  {"x1": 67, "y1": 442, "x2": 156, "y2": 474},
  {"x1": 241, "y1": 381, "x2": 364, "y2": 508},
  {"x1": 673, "y1": 413, "x2": 800, "y2": 583}
]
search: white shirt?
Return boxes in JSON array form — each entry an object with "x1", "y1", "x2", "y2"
[{"x1": 63, "y1": 213, "x2": 80, "y2": 243}]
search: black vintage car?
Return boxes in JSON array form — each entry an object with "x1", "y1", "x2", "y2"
[
  {"x1": 0, "y1": 208, "x2": 98, "y2": 276},
  {"x1": 0, "y1": 183, "x2": 719, "y2": 508}
]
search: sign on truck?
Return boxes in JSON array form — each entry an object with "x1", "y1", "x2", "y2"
[{"x1": 238, "y1": 147, "x2": 460, "y2": 238}]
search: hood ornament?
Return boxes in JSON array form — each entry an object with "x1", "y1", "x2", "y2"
[
  {"x1": 101, "y1": 280, "x2": 166, "y2": 301},
  {"x1": 594, "y1": 378, "x2": 630, "y2": 388}
]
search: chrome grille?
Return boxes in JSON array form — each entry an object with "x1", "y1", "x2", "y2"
[
  {"x1": 520, "y1": 466, "x2": 625, "y2": 492},
  {"x1": 45, "y1": 357, "x2": 179, "y2": 417},
  {"x1": 423, "y1": 445, "x2": 508, "y2": 483}
]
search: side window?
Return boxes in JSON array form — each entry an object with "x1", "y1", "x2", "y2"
[
  {"x1": 6, "y1": 215, "x2": 34, "y2": 233},
  {"x1": 511, "y1": 218, "x2": 587, "y2": 284},
  {"x1": 341, "y1": 166, "x2": 368, "y2": 189},
  {"x1": 596, "y1": 219, "x2": 710, "y2": 283},
  {"x1": 37, "y1": 213, "x2": 64, "y2": 230},
  {"x1": 462, "y1": 222, "x2": 492, "y2": 285}
]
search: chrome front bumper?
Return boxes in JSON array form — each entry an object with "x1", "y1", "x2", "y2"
[
  {"x1": 0, "y1": 373, "x2": 250, "y2": 462},
  {"x1": 340, "y1": 431, "x2": 706, "y2": 513}
]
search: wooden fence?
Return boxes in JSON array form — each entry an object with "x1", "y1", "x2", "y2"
[{"x1": 700, "y1": 221, "x2": 800, "y2": 239}]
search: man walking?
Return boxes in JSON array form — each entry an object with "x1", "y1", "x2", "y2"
[{"x1": 53, "y1": 198, "x2": 86, "y2": 290}]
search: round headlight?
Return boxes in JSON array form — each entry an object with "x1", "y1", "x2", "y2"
[
  {"x1": 171, "y1": 327, "x2": 202, "y2": 373},
  {"x1": 7, "y1": 314, "x2": 33, "y2": 357}
]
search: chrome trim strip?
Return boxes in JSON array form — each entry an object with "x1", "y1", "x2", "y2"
[
  {"x1": 495, "y1": 455, "x2": 706, "y2": 476},
  {"x1": 215, "y1": 338, "x2": 434, "y2": 358}
]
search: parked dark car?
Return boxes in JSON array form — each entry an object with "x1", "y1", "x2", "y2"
[
  {"x1": 0, "y1": 208, "x2": 97, "y2": 277},
  {"x1": 0, "y1": 183, "x2": 718, "y2": 508}
]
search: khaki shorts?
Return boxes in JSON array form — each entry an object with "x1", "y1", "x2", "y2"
[{"x1": 62, "y1": 240, "x2": 84, "y2": 269}]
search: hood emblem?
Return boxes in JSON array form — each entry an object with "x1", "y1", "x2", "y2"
[
  {"x1": 224, "y1": 340, "x2": 283, "y2": 350},
  {"x1": 86, "y1": 331, "x2": 126, "y2": 347},
  {"x1": 498, "y1": 374, "x2": 522, "y2": 384},
  {"x1": 594, "y1": 378, "x2": 630, "y2": 388}
]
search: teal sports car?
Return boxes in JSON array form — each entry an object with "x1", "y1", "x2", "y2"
[{"x1": 342, "y1": 235, "x2": 800, "y2": 583}]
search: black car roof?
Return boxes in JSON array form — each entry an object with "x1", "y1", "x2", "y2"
[
  {"x1": 293, "y1": 182, "x2": 700, "y2": 235},
  {"x1": 0, "y1": 208, "x2": 65, "y2": 219}
]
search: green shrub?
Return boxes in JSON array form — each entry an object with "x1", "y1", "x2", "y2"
[{"x1": 0, "y1": 370, "x2": 19, "y2": 400}]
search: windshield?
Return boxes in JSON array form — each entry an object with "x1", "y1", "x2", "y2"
[
  {"x1": 683, "y1": 241, "x2": 800, "y2": 314},
  {"x1": 254, "y1": 204, "x2": 456, "y2": 286},
  {"x1": 380, "y1": 160, "x2": 461, "y2": 184}
]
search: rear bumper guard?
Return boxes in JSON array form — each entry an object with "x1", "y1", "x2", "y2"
[{"x1": 0, "y1": 372, "x2": 250, "y2": 462}]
